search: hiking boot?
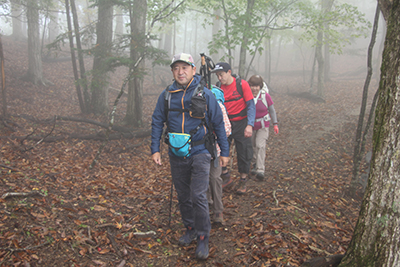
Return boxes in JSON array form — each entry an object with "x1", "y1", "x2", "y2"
[
  {"x1": 256, "y1": 172, "x2": 265, "y2": 181},
  {"x1": 195, "y1": 235, "x2": 209, "y2": 260},
  {"x1": 221, "y1": 170, "x2": 230, "y2": 180},
  {"x1": 222, "y1": 177, "x2": 234, "y2": 189},
  {"x1": 236, "y1": 179, "x2": 247, "y2": 195},
  {"x1": 214, "y1": 213, "x2": 224, "y2": 225},
  {"x1": 178, "y1": 227, "x2": 197, "y2": 246},
  {"x1": 251, "y1": 163, "x2": 257, "y2": 175}
]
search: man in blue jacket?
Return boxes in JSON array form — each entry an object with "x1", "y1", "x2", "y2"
[{"x1": 151, "y1": 53, "x2": 230, "y2": 260}]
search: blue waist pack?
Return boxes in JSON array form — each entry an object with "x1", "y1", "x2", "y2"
[{"x1": 167, "y1": 133, "x2": 191, "y2": 157}]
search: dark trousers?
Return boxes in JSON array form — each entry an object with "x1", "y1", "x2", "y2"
[
  {"x1": 229, "y1": 118, "x2": 253, "y2": 174},
  {"x1": 169, "y1": 153, "x2": 211, "y2": 237}
]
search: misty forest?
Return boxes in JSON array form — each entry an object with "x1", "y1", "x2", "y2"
[{"x1": 1, "y1": 0, "x2": 400, "y2": 266}]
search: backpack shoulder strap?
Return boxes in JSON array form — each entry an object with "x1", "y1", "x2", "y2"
[
  {"x1": 260, "y1": 89, "x2": 268, "y2": 108},
  {"x1": 164, "y1": 85, "x2": 172, "y2": 121},
  {"x1": 235, "y1": 76, "x2": 243, "y2": 98},
  {"x1": 231, "y1": 74, "x2": 243, "y2": 98}
]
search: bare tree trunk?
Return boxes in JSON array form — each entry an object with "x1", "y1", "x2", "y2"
[
  {"x1": 322, "y1": 0, "x2": 334, "y2": 82},
  {"x1": 309, "y1": 47, "x2": 317, "y2": 92},
  {"x1": 11, "y1": 0, "x2": 24, "y2": 40},
  {"x1": 338, "y1": 2, "x2": 400, "y2": 265},
  {"x1": 90, "y1": 0, "x2": 113, "y2": 115},
  {"x1": 114, "y1": 7, "x2": 124, "y2": 40},
  {"x1": 48, "y1": 10, "x2": 59, "y2": 42},
  {"x1": 164, "y1": 28, "x2": 172, "y2": 56},
  {"x1": 348, "y1": 2, "x2": 380, "y2": 197},
  {"x1": 65, "y1": 0, "x2": 85, "y2": 114},
  {"x1": 70, "y1": 0, "x2": 90, "y2": 111},
  {"x1": 125, "y1": 0, "x2": 147, "y2": 127},
  {"x1": 26, "y1": 0, "x2": 44, "y2": 85},
  {"x1": 0, "y1": 35, "x2": 6, "y2": 118},
  {"x1": 238, "y1": 0, "x2": 255, "y2": 77},
  {"x1": 316, "y1": 30, "x2": 324, "y2": 98},
  {"x1": 183, "y1": 17, "x2": 187, "y2": 52},
  {"x1": 211, "y1": 9, "x2": 222, "y2": 61}
]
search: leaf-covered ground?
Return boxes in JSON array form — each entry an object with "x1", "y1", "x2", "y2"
[{"x1": 0, "y1": 36, "x2": 376, "y2": 266}]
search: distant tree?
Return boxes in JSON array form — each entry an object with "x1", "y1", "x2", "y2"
[
  {"x1": 65, "y1": 0, "x2": 86, "y2": 113},
  {"x1": 0, "y1": 35, "x2": 6, "y2": 118},
  {"x1": 114, "y1": 6, "x2": 124, "y2": 41},
  {"x1": 125, "y1": 0, "x2": 147, "y2": 127},
  {"x1": 26, "y1": 0, "x2": 45, "y2": 85},
  {"x1": 299, "y1": 0, "x2": 370, "y2": 99},
  {"x1": 337, "y1": 0, "x2": 400, "y2": 265},
  {"x1": 10, "y1": 0, "x2": 25, "y2": 40},
  {"x1": 70, "y1": 0, "x2": 90, "y2": 112},
  {"x1": 238, "y1": 0, "x2": 255, "y2": 77},
  {"x1": 195, "y1": 0, "x2": 301, "y2": 77},
  {"x1": 348, "y1": 2, "x2": 381, "y2": 197},
  {"x1": 48, "y1": 9, "x2": 59, "y2": 42}
]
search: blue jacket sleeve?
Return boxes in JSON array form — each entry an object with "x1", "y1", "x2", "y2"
[
  {"x1": 246, "y1": 99, "x2": 256, "y2": 127},
  {"x1": 150, "y1": 92, "x2": 167, "y2": 155},
  {"x1": 206, "y1": 90, "x2": 230, "y2": 157}
]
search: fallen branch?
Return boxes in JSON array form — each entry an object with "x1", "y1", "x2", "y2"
[
  {"x1": 289, "y1": 232, "x2": 303, "y2": 243},
  {"x1": 132, "y1": 230, "x2": 156, "y2": 237},
  {"x1": 0, "y1": 240, "x2": 50, "y2": 252},
  {"x1": 107, "y1": 228, "x2": 122, "y2": 258},
  {"x1": 116, "y1": 139, "x2": 148, "y2": 154},
  {"x1": 0, "y1": 164, "x2": 20, "y2": 172},
  {"x1": 2, "y1": 191, "x2": 46, "y2": 199},
  {"x1": 0, "y1": 129, "x2": 151, "y2": 142},
  {"x1": 22, "y1": 115, "x2": 57, "y2": 152},
  {"x1": 308, "y1": 245, "x2": 332, "y2": 256}
]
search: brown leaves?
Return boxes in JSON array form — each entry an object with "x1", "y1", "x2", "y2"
[{"x1": 0, "y1": 35, "x2": 370, "y2": 266}]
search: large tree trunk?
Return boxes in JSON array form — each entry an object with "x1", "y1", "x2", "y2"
[
  {"x1": 125, "y1": 0, "x2": 147, "y2": 127},
  {"x1": 338, "y1": 0, "x2": 400, "y2": 266},
  {"x1": 90, "y1": 0, "x2": 113, "y2": 115},
  {"x1": 26, "y1": 0, "x2": 44, "y2": 85}
]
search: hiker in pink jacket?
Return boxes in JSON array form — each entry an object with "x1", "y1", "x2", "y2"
[{"x1": 247, "y1": 75, "x2": 279, "y2": 180}]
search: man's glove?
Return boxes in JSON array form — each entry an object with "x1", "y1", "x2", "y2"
[{"x1": 274, "y1": 125, "x2": 279, "y2": 134}]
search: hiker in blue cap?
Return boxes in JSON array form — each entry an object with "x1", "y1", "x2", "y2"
[{"x1": 150, "y1": 53, "x2": 230, "y2": 260}]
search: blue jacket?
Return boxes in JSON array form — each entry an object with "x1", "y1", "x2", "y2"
[{"x1": 151, "y1": 74, "x2": 230, "y2": 158}]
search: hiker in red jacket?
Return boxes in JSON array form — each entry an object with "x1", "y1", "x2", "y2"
[{"x1": 211, "y1": 62, "x2": 256, "y2": 195}]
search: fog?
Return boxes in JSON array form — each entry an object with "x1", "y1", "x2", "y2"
[{"x1": 0, "y1": 0, "x2": 386, "y2": 87}]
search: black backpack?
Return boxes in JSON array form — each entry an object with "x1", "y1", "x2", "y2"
[
  {"x1": 216, "y1": 74, "x2": 246, "y2": 119},
  {"x1": 163, "y1": 80, "x2": 218, "y2": 160}
]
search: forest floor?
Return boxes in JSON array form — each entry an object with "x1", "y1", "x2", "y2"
[{"x1": 0, "y1": 35, "x2": 377, "y2": 266}]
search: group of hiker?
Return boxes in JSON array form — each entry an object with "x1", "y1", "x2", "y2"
[{"x1": 150, "y1": 53, "x2": 279, "y2": 260}]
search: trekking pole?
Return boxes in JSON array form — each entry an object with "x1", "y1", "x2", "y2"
[
  {"x1": 230, "y1": 140, "x2": 235, "y2": 170},
  {"x1": 200, "y1": 53, "x2": 209, "y2": 88},
  {"x1": 168, "y1": 179, "x2": 173, "y2": 228},
  {"x1": 200, "y1": 53, "x2": 215, "y2": 89}
]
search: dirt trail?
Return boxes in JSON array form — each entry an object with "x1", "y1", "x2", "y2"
[{"x1": 0, "y1": 35, "x2": 377, "y2": 266}]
